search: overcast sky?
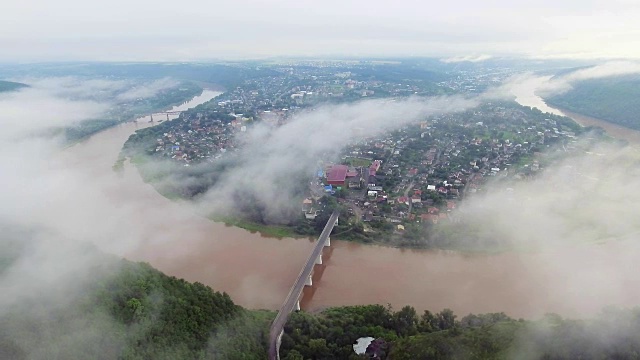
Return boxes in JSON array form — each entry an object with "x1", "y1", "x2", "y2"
[{"x1": 2, "y1": 0, "x2": 640, "y2": 61}]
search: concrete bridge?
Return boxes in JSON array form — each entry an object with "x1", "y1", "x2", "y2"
[
  {"x1": 268, "y1": 210, "x2": 340, "y2": 360},
  {"x1": 148, "y1": 111, "x2": 184, "y2": 122}
]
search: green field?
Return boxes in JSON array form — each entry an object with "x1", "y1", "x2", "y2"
[{"x1": 342, "y1": 156, "x2": 373, "y2": 167}]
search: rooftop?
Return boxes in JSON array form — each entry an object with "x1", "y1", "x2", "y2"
[{"x1": 327, "y1": 165, "x2": 348, "y2": 183}]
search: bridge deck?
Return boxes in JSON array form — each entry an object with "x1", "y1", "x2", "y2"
[{"x1": 268, "y1": 210, "x2": 340, "y2": 359}]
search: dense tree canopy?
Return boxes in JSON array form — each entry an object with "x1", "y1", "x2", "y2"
[
  {"x1": 545, "y1": 75, "x2": 640, "y2": 130},
  {"x1": 1, "y1": 257, "x2": 271, "y2": 359},
  {"x1": 282, "y1": 305, "x2": 640, "y2": 360}
]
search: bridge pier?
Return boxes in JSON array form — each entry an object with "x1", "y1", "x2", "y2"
[{"x1": 268, "y1": 211, "x2": 339, "y2": 360}]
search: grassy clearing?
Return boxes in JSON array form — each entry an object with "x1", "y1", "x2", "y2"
[
  {"x1": 342, "y1": 156, "x2": 373, "y2": 167},
  {"x1": 209, "y1": 216, "x2": 301, "y2": 238}
]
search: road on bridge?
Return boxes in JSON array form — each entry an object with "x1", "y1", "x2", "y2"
[{"x1": 268, "y1": 210, "x2": 340, "y2": 360}]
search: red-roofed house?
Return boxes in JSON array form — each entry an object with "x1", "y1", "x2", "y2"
[
  {"x1": 327, "y1": 165, "x2": 349, "y2": 186},
  {"x1": 369, "y1": 160, "x2": 382, "y2": 176},
  {"x1": 370, "y1": 160, "x2": 382, "y2": 171}
]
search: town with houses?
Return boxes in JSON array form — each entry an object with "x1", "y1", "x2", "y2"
[
  {"x1": 125, "y1": 62, "x2": 590, "y2": 244},
  {"x1": 299, "y1": 102, "x2": 583, "y2": 241}
]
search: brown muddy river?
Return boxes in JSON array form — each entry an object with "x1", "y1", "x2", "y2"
[{"x1": 64, "y1": 89, "x2": 640, "y2": 319}]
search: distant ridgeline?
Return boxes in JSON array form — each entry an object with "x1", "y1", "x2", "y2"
[
  {"x1": 544, "y1": 74, "x2": 640, "y2": 130},
  {"x1": 0, "y1": 80, "x2": 28, "y2": 92}
]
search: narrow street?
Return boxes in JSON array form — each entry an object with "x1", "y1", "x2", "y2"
[{"x1": 403, "y1": 180, "x2": 415, "y2": 213}]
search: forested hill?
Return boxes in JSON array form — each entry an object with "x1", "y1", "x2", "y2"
[
  {"x1": 0, "y1": 80, "x2": 27, "y2": 92},
  {"x1": 0, "y1": 251, "x2": 272, "y2": 359},
  {"x1": 544, "y1": 74, "x2": 640, "y2": 130},
  {"x1": 281, "y1": 305, "x2": 640, "y2": 359}
]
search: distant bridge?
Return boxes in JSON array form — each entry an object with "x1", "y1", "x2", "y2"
[
  {"x1": 268, "y1": 210, "x2": 340, "y2": 360},
  {"x1": 147, "y1": 111, "x2": 184, "y2": 122}
]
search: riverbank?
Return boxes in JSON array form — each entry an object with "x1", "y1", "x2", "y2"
[
  {"x1": 547, "y1": 106, "x2": 640, "y2": 146},
  {"x1": 512, "y1": 75, "x2": 640, "y2": 146},
  {"x1": 210, "y1": 216, "x2": 304, "y2": 239}
]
